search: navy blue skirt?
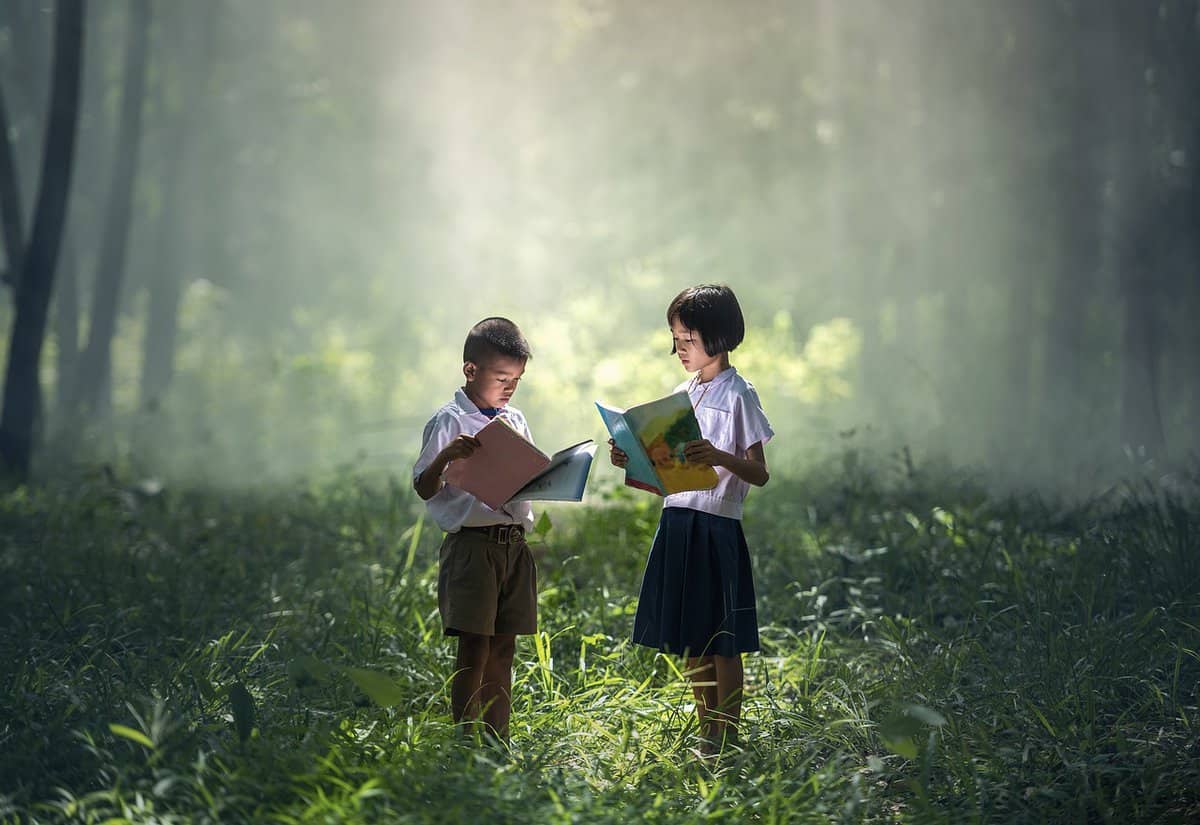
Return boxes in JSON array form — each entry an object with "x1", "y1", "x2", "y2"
[{"x1": 632, "y1": 507, "x2": 760, "y2": 657}]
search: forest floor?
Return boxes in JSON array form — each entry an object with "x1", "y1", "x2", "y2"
[{"x1": 2, "y1": 461, "x2": 1198, "y2": 823}]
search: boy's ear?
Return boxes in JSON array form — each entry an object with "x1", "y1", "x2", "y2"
[{"x1": 463, "y1": 361, "x2": 477, "y2": 382}]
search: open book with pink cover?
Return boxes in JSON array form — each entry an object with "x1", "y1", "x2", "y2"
[{"x1": 442, "y1": 418, "x2": 596, "y2": 510}]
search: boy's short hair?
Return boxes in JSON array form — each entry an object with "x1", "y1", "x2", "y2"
[
  {"x1": 667, "y1": 284, "x2": 745, "y2": 356},
  {"x1": 463, "y1": 317, "x2": 532, "y2": 364}
]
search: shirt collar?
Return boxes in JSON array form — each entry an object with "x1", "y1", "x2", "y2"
[
  {"x1": 454, "y1": 388, "x2": 486, "y2": 416},
  {"x1": 454, "y1": 388, "x2": 509, "y2": 420},
  {"x1": 690, "y1": 366, "x2": 737, "y2": 391}
]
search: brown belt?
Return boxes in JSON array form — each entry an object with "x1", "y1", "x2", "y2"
[{"x1": 459, "y1": 523, "x2": 526, "y2": 544}]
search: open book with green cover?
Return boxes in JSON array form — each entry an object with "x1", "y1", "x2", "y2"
[
  {"x1": 595, "y1": 391, "x2": 718, "y2": 496},
  {"x1": 442, "y1": 417, "x2": 595, "y2": 510}
]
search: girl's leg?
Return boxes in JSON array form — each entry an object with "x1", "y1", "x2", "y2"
[
  {"x1": 712, "y1": 653, "x2": 745, "y2": 747},
  {"x1": 452, "y1": 632, "x2": 490, "y2": 731},
  {"x1": 481, "y1": 633, "x2": 517, "y2": 741},
  {"x1": 686, "y1": 655, "x2": 719, "y2": 746}
]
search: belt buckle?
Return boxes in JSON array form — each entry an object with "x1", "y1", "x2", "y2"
[{"x1": 496, "y1": 525, "x2": 510, "y2": 544}]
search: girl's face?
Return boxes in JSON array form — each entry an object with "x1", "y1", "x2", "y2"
[
  {"x1": 463, "y1": 355, "x2": 525, "y2": 409},
  {"x1": 670, "y1": 319, "x2": 722, "y2": 378}
]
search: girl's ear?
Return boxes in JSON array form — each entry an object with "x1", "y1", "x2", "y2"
[{"x1": 463, "y1": 361, "x2": 477, "y2": 382}]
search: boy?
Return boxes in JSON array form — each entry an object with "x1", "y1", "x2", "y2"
[{"x1": 412, "y1": 316, "x2": 537, "y2": 744}]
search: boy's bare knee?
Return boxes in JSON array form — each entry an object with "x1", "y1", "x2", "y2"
[
  {"x1": 489, "y1": 633, "x2": 517, "y2": 662},
  {"x1": 457, "y1": 632, "x2": 491, "y2": 664}
]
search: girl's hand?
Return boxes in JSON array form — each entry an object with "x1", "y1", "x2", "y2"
[
  {"x1": 608, "y1": 438, "x2": 629, "y2": 468},
  {"x1": 683, "y1": 438, "x2": 724, "y2": 468},
  {"x1": 439, "y1": 434, "x2": 481, "y2": 464}
]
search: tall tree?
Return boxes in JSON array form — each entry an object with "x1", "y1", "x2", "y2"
[
  {"x1": 69, "y1": 0, "x2": 151, "y2": 417},
  {"x1": 1119, "y1": 255, "x2": 1167, "y2": 458},
  {"x1": 51, "y1": 1, "x2": 122, "y2": 419},
  {"x1": 0, "y1": 85, "x2": 23, "y2": 288},
  {"x1": 52, "y1": 240, "x2": 79, "y2": 403},
  {"x1": 1119, "y1": 0, "x2": 1199, "y2": 460},
  {"x1": 0, "y1": 0, "x2": 85, "y2": 480},
  {"x1": 0, "y1": 0, "x2": 51, "y2": 207},
  {"x1": 1040, "y1": 3, "x2": 1108, "y2": 459},
  {"x1": 139, "y1": 2, "x2": 216, "y2": 412}
]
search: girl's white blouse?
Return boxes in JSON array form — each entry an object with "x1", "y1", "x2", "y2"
[{"x1": 663, "y1": 367, "x2": 774, "y2": 521}]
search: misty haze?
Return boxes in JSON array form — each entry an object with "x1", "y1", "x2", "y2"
[
  {"x1": 1, "y1": 3, "x2": 1198, "y2": 823},
  {"x1": 0, "y1": 1, "x2": 1194, "y2": 490}
]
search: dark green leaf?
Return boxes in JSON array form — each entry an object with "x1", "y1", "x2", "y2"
[{"x1": 228, "y1": 682, "x2": 256, "y2": 743}]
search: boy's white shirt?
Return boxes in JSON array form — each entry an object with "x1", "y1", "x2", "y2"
[
  {"x1": 663, "y1": 367, "x2": 774, "y2": 521},
  {"x1": 413, "y1": 388, "x2": 536, "y2": 533}
]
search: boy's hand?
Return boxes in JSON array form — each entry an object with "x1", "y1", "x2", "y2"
[
  {"x1": 608, "y1": 438, "x2": 628, "y2": 468},
  {"x1": 682, "y1": 438, "x2": 723, "y2": 467},
  {"x1": 415, "y1": 434, "x2": 482, "y2": 501},
  {"x1": 439, "y1": 434, "x2": 481, "y2": 465}
]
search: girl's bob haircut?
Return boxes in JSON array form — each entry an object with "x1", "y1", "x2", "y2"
[{"x1": 667, "y1": 284, "x2": 745, "y2": 357}]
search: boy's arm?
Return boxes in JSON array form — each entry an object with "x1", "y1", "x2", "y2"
[
  {"x1": 413, "y1": 434, "x2": 481, "y2": 500},
  {"x1": 413, "y1": 412, "x2": 482, "y2": 501}
]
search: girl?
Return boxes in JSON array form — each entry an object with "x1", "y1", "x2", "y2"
[{"x1": 610, "y1": 284, "x2": 773, "y2": 754}]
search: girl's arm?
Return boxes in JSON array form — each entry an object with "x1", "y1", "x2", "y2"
[{"x1": 683, "y1": 440, "x2": 769, "y2": 487}]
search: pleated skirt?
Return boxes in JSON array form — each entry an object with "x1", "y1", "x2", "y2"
[{"x1": 632, "y1": 506, "x2": 760, "y2": 658}]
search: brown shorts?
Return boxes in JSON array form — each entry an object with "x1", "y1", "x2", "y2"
[{"x1": 438, "y1": 526, "x2": 537, "y2": 637}]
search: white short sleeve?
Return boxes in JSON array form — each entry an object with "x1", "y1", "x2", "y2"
[
  {"x1": 413, "y1": 410, "x2": 462, "y2": 480},
  {"x1": 734, "y1": 385, "x2": 774, "y2": 452}
]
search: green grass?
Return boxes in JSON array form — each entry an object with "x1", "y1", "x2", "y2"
[{"x1": 1, "y1": 463, "x2": 1198, "y2": 823}]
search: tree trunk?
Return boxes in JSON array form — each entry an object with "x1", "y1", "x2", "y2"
[
  {"x1": 49, "y1": 1, "x2": 116, "y2": 426},
  {"x1": 139, "y1": 2, "x2": 214, "y2": 411},
  {"x1": 1002, "y1": 260, "x2": 1035, "y2": 457},
  {"x1": 0, "y1": 85, "x2": 24, "y2": 289},
  {"x1": 53, "y1": 238, "x2": 79, "y2": 402},
  {"x1": 0, "y1": 0, "x2": 85, "y2": 480},
  {"x1": 1119, "y1": 273, "x2": 1166, "y2": 459},
  {"x1": 0, "y1": 0, "x2": 51, "y2": 231},
  {"x1": 1040, "y1": 5, "x2": 1106, "y2": 458},
  {"x1": 70, "y1": 0, "x2": 151, "y2": 417},
  {"x1": 1111, "y1": 0, "x2": 1177, "y2": 464}
]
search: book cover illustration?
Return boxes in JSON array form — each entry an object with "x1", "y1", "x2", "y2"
[
  {"x1": 443, "y1": 417, "x2": 595, "y2": 508},
  {"x1": 595, "y1": 391, "x2": 718, "y2": 496}
]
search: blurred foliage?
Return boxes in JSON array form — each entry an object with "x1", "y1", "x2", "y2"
[{"x1": 105, "y1": 278, "x2": 864, "y2": 483}]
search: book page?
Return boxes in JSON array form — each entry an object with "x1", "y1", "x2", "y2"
[
  {"x1": 621, "y1": 391, "x2": 718, "y2": 494},
  {"x1": 508, "y1": 441, "x2": 596, "y2": 502}
]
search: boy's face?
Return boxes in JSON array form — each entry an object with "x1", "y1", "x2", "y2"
[
  {"x1": 463, "y1": 354, "x2": 526, "y2": 409},
  {"x1": 670, "y1": 319, "x2": 719, "y2": 375}
]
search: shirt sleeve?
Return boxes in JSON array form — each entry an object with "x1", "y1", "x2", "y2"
[
  {"x1": 516, "y1": 413, "x2": 534, "y2": 444},
  {"x1": 413, "y1": 410, "x2": 462, "y2": 480},
  {"x1": 733, "y1": 386, "x2": 774, "y2": 453}
]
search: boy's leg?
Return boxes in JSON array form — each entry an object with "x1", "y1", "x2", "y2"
[
  {"x1": 487, "y1": 534, "x2": 535, "y2": 744},
  {"x1": 712, "y1": 653, "x2": 745, "y2": 746},
  {"x1": 452, "y1": 632, "x2": 490, "y2": 729},
  {"x1": 481, "y1": 633, "x2": 517, "y2": 740}
]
